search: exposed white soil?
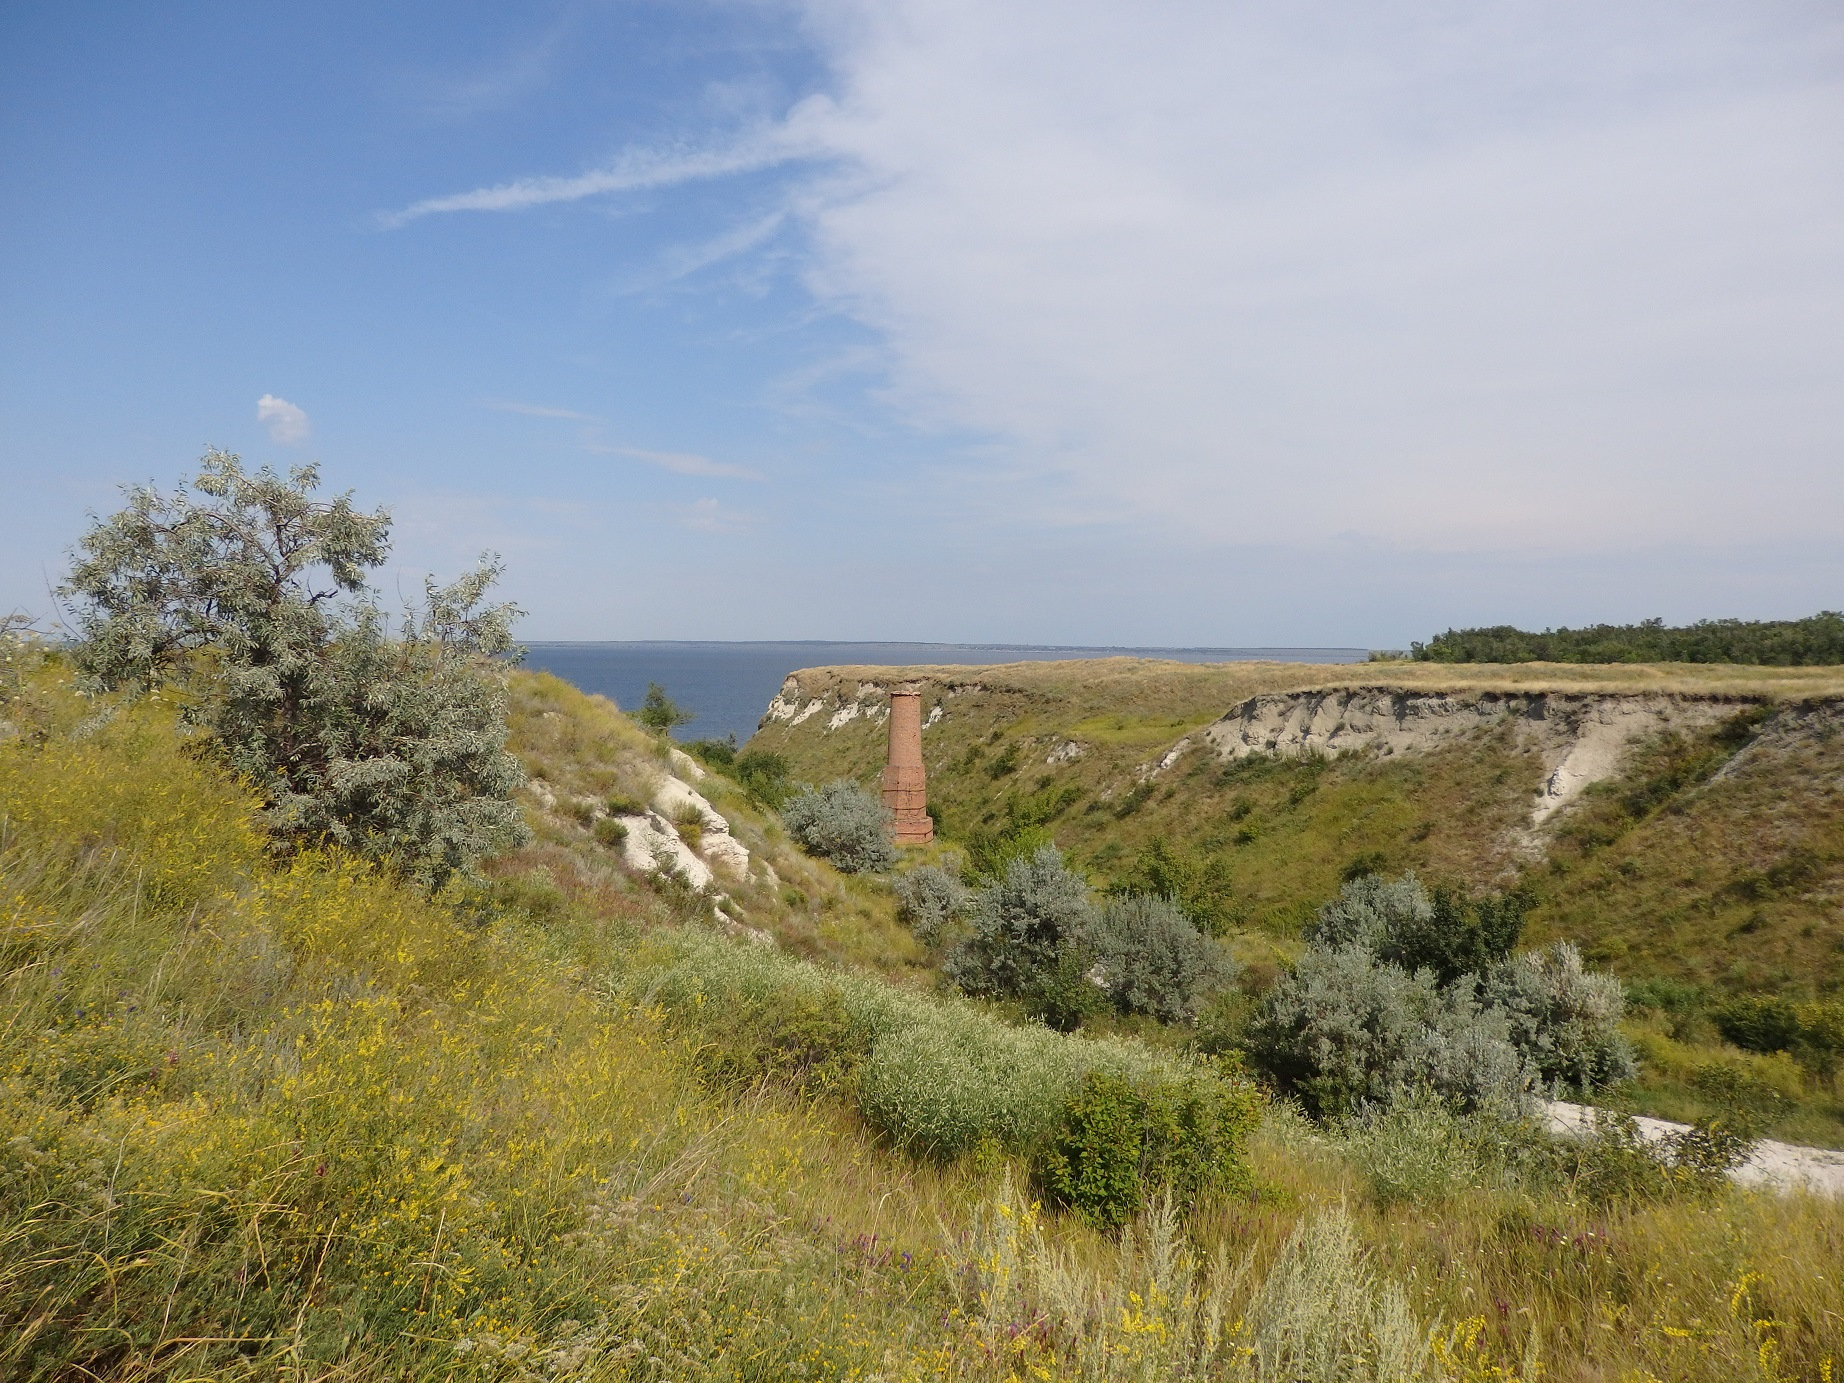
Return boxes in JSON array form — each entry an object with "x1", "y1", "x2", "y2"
[
  {"x1": 1543, "y1": 1101, "x2": 1844, "y2": 1195},
  {"x1": 651, "y1": 774, "x2": 751, "y2": 878},
  {"x1": 616, "y1": 810, "x2": 714, "y2": 889},
  {"x1": 1203, "y1": 690, "x2": 1737, "y2": 827},
  {"x1": 762, "y1": 677, "x2": 921, "y2": 732},
  {"x1": 1045, "y1": 739, "x2": 1087, "y2": 766}
]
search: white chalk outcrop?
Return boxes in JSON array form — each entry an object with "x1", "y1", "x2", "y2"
[
  {"x1": 763, "y1": 676, "x2": 933, "y2": 734},
  {"x1": 616, "y1": 809, "x2": 714, "y2": 889},
  {"x1": 650, "y1": 774, "x2": 751, "y2": 879},
  {"x1": 1202, "y1": 689, "x2": 1735, "y2": 826}
]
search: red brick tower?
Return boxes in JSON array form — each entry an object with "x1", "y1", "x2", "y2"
[{"x1": 882, "y1": 690, "x2": 934, "y2": 844}]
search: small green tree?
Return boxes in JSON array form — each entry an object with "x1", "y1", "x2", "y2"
[
  {"x1": 636, "y1": 682, "x2": 694, "y2": 734},
  {"x1": 58, "y1": 450, "x2": 528, "y2": 887}
]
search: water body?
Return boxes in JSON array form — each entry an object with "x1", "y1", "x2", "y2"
[{"x1": 520, "y1": 641, "x2": 1370, "y2": 747}]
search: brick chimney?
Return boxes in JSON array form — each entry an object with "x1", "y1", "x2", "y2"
[{"x1": 882, "y1": 689, "x2": 934, "y2": 844}]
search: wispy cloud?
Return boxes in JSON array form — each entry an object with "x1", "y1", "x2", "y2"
[
  {"x1": 483, "y1": 398, "x2": 602, "y2": 422},
  {"x1": 257, "y1": 393, "x2": 310, "y2": 444},
  {"x1": 657, "y1": 211, "x2": 788, "y2": 282},
  {"x1": 680, "y1": 497, "x2": 755, "y2": 533},
  {"x1": 585, "y1": 442, "x2": 762, "y2": 481},
  {"x1": 377, "y1": 112, "x2": 828, "y2": 228}
]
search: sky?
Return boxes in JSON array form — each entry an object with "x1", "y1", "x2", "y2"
[{"x1": 3, "y1": 1, "x2": 1841, "y2": 646}]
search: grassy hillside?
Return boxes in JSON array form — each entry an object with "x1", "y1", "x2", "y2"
[
  {"x1": 746, "y1": 660, "x2": 1844, "y2": 979},
  {"x1": 7, "y1": 652, "x2": 1844, "y2": 1381},
  {"x1": 748, "y1": 658, "x2": 1844, "y2": 1143}
]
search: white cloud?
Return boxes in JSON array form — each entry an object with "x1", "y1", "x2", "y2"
[
  {"x1": 483, "y1": 398, "x2": 602, "y2": 422},
  {"x1": 584, "y1": 442, "x2": 762, "y2": 481},
  {"x1": 375, "y1": 111, "x2": 832, "y2": 228},
  {"x1": 780, "y1": 0, "x2": 1844, "y2": 552},
  {"x1": 382, "y1": 1, "x2": 1844, "y2": 569},
  {"x1": 257, "y1": 393, "x2": 310, "y2": 445}
]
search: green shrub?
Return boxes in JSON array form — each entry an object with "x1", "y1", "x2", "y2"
[
  {"x1": 1564, "y1": 1112, "x2": 1751, "y2": 1206},
  {"x1": 1308, "y1": 872, "x2": 1526, "y2": 985},
  {"x1": 1245, "y1": 945, "x2": 1531, "y2": 1118},
  {"x1": 1091, "y1": 892, "x2": 1237, "y2": 1023},
  {"x1": 56, "y1": 450, "x2": 528, "y2": 888},
  {"x1": 944, "y1": 845, "x2": 1104, "y2": 1029},
  {"x1": 962, "y1": 822, "x2": 1054, "y2": 880},
  {"x1": 893, "y1": 864, "x2": 970, "y2": 944},
  {"x1": 593, "y1": 817, "x2": 629, "y2": 847},
  {"x1": 1712, "y1": 994, "x2": 1804, "y2": 1054},
  {"x1": 733, "y1": 749, "x2": 791, "y2": 807},
  {"x1": 1037, "y1": 1068, "x2": 1259, "y2": 1229},
  {"x1": 684, "y1": 734, "x2": 736, "y2": 767},
  {"x1": 1107, "y1": 836, "x2": 1238, "y2": 936},
  {"x1": 781, "y1": 780, "x2": 896, "y2": 873},
  {"x1": 1482, "y1": 942, "x2": 1636, "y2": 1094},
  {"x1": 1711, "y1": 995, "x2": 1844, "y2": 1076}
]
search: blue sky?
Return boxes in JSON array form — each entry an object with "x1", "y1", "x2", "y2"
[{"x1": 4, "y1": 1, "x2": 1841, "y2": 645}]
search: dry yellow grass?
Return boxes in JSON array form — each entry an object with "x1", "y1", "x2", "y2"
[{"x1": 782, "y1": 656, "x2": 1844, "y2": 723}]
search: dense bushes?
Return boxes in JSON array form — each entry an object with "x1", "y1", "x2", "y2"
[
  {"x1": 1039, "y1": 1069, "x2": 1258, "y2": 1228},
  {"x1": 604, "y1": 929, "x2": 1261, "y2": 1224},
  {"x1": 781, "y1": 779, "x2": 896, "y2": 872},
  {"x1": 1412, "y1": 611, "x2": 1844, "y2": 665},
  {"x1": 1484, "y1": 942, "x2": 1637, "y2": 1089},
  {"x1": 57, "y1": 451, "x2": 527, "y2": 887},
  {"x1": 1246, "y1": 945, "x2": 1532, "y2": 1117},
  {"x1": 944, "y1": 846, "x2": 1101, "y2": 1027},
  {"x1": 1307, "y1": 871, "x2": 1526, "y2": 984},
  {"x1": 1712, "y1": 995, "x2": 1844, "y2": 1074},
  {"x1": 1253, "y1": 873, "x2": 1632, "y2": 1115},
  {"x1": 943, "y1": 846, "x2": 1231, "y2": 1030}
]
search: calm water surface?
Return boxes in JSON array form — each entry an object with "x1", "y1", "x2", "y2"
[{"x1": 520, "y1": 641, "x2": 1368, "y2": 747}]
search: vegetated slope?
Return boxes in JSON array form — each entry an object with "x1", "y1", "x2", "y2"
[
  {"x1": 10, "y1": 656, "x2": 1844, "y2": 1382},
  {"x1": 747, "y1": 660, "x2": 1844, "y2": 993},
  {"x1": 751, "y1": 659, "x2": 1844, "y2": 1146},
  {"x1": 496, "y1": 669, "x2": 928, "y2": 979}
]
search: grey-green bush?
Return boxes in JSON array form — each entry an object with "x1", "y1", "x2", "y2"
[
  {"x1": 1309, "y1": 870, "x2": 1526, "y2": 984},
  {"x1": 944, "y1": 845, "x2": 1103, "y2": 1028},
  {"x1": 1245, "y1": 945, "x2": 1532, "y2": 1118},
  {"x1": 1482, "y1": 942, "x2": 1636, "y2": 1093},
  {"x1": 780, "y1": 780, "x2": 897, "y2": 873},
  {"x1": 1305, "y1": 872, "x2": 1433, "y2": 953},
  {"x1": 894, "y1": 864, "x2": 970, "y2": 944},
  {"x1": 1091, "y1": 893, "x2": 1237, "y2": 1023},
  {"x1": 57, "y1": 451, "x2": 527, "y2": 888}
]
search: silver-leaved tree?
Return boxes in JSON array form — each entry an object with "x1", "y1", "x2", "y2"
[{"x1": 59, "y1": 449, "x2": 529, "y2": 887}]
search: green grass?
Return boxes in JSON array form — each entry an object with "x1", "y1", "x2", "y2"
[
  {"x1": 7, "y1": 652, "x2": 1844, "y2": 1382},
  {"x1": 751, "y1": 658, "x2": 1844, "y2": 1145}
]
